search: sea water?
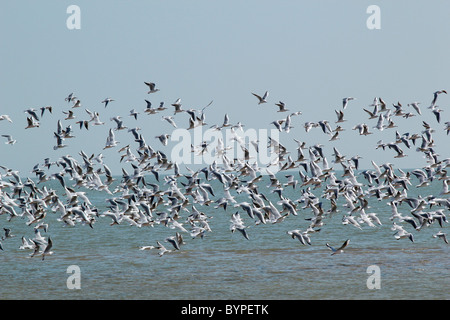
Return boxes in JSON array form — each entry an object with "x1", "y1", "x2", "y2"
[{"x1": 0, "y1": 172, "x2": 448, "y2": 300}]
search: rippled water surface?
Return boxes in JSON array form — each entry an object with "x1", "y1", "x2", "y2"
[{"x1": 0, "y1": 174, "x2": 448, "y2": 300}]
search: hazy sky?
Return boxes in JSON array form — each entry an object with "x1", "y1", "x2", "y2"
[{"x1": 1, "y1": 1, "x2": 449, "y2": 175}]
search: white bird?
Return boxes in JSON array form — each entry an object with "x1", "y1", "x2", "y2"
[
  {"x1": 408, "y1": 102, "x2": 421, "y2": 115},
  {"x1": 65, "y1": 92, "x2": 76, "y2": 103},
  {"x1": 275, "y1": 101, "x2": 289, "y2": 112},
  {"x1": 287, "y1": 229, "x2": 311, "y2": 245},
  {"x1": 230, "y1": 212, "x2": 250, "y2": 240},
  {"x1": 429, "y1": 90, "x2": 447, "y2": 109},
  {"x1": 155, "y1": 134, "x2": 170, "y2": 146},
  {"x1": 165, "y1": 236, "x2": 181, "y2": 250},
  {"x1": 318, "y1": 120, "x2": 332, "y2": 134},
  {"x1": 432, "y1": 231, "x2": 448, "y2": 244},
  {"x1": 144, "y1": 100, "x2": 158, "y2": 115},
  {"x1": 144, "y1": 82, "x2": 160, "y2": 94},
  {"x1": 156, "y1": 241, "x2": 172, "y2": 257},
  {"x1": 342, "y1": 97, "x2": 355, "y2": 109},
  {"x1": 326, "y1": 239, "x2": 350, "y2": 255},
  {"x1": 1, "y1": 135, "x2": 16, "y2": 145},
  {"x1": 171, "y1": 98, "x2": 183, "y2": 114},
  {"x1": 102, "y1": 97, "x2": 115, "y2": 108},
  {"x1": 111, "y1": 116, "x2": 127, "y2": 131},
  {"x1": 352, "y1": 123, "x2": 372, "y2": 136},
  {"x1": 25, "y1": 117, "x2": 40, "y2": 129},
  {"x1": 373, "y1": 114, "x2": 384, "y2": 131},
  {"x1": 252, "y1": 91, "x2": 269, "y2": 104},
  {"x1": 72, "y1": 99, "x2": 82, "y2": 108},
  {"x1": 53, "y1": 133, "x2": 67, "y2": 150},
  {"x1": 335, "y1": 110, "x2": 346, "y2": 123},
  {"x1": 162, "y1": 116, "x2": 177, "y2": 128},
  {"x1": 104, "y1": 129, "x2": 119, "y2": 149},
  {"x1": 24, "y1": 108, "x2": 40, "y2": 121},
  {"x1": 394, "y1": 229, "x2": 415, "y2": 242},
  {"x1": 63, "y1": 110, "x2": 75, "y2": 120},
  {"x1": 19, "y1": 236, "x2": 34, "y2": 250},
  {"x1": 41, "y1": 237, "x2": 53, "y2": 260},
  {"x1": 0, "y1": 115, "x2": 13, "y2": 123},
  {"x1": 129, "y1": 109, "x2": 139, "y2": 120}
]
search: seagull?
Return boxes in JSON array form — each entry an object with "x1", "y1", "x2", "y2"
[
  {"x1": 408, "y1": 102, "x2": 421, "y2": 115},
  {"x1": 388, "y1": 143, "x2": 407, "y2": 158},
  {"x1": 40, "y1": 106, "x2": 52, "y2": 117},
  {"x1": 326, "y1": 239, "x2": 350, "y2": 255},
  {"x1": 53, "y1": 132, "x2": 67, "y2": 150},
  {"x1": 431, "y1": 107, "x2": 443, "y2": 123},
  {"x1": 24, "y1": 108, "x2": 40, "y2": 121},
  {"x1": 318, "y1": 120, "x2": 332, "y2": 134},
  {"x1": 25, "y1": 117, "x2": 40, "y2": 129},
  {"x1": 102, "y1": 97, "x2": 115, "y2": 108},
  {"x1": 155, "y1": 134, "x2": 170, "y2": 146},
  {"x1": 432, "y1": 231, "x2": 448, "y2": 244},
  {"x1": 252, "y1": 91, "x2": 269, "y2": 104},
  {"x1": 429, "y1": 90, "x2": 447, "y2": 109},
  {"x1": 156, "y1": 241, "x2": 172, "y2": 257},
  {"x1": 90, "y1": 112, "x2": 105, "y2": 126},
  {"x1": 342, "y1": 97, "x2": 355, "y2": 109},
  {"x1": 144, "y1": 100, "x2": 157, "y2": 114},
  {"x1": 335, "y1": 110, "x2": 346, "y2": 123},
  {"x1": 352, "y1": 123, "x2": 372, "y2": 136},
  {"x1": 275, "y1": 101, "x2": 289, "y2": 112},
  {"x1": 72, "y1": 99, "x2": 82, "y2": 108},
  {"x1": 304, "y1": 122, "x2": 318, "y2": 132},
  {"x1": 162, "y1": 116, "x2": 177, "y2": 128},
  {"x1": 65, "y1": 92, "x2": 75, "y2": 103},
  {"x1": 2, "y1": 228, "x2": 15, "y2": 240},
  {"x1": 63, "y1": 110, "x2": 76, "y2": 120},
  {"x1": 19, "y1": 237, "x2": 34, "y2": 250},
  {"x1": 0, "y1": 115, "x2": 13, "y2": 123},
  {"x1": 2, "y1": 135, "x2": 16, "y2": 145},
  {"x1": 171, "y1": 99, "x2": 184, "y2": 114},
  {"x1": 41, "y1": 237, "x2": 53, "y2": 260},
  {"x1": 144, "y1": 82, "x2": 160, "y2": 94},
  {"x1": 111, "y1": 116, "x2": 127, "y2": 131},
  {"x1": 129, "y1": 109, "x2": 139, "y2": 120},
  {"x1": 171, "y1": 98, "x2": 182, "y2": 109},
  {"x1": 157, "y1": 102, "x2": 167, "y2": 111},
  {"x1": 373, "y1": 114, "x2": 385, "y2": 131},
  {"x1": 394, "y1": 229, "x2": 415, "y2": 242},
  {"x1": 165, "y1": 235, "x2": 181, "y2": 250},
  {"x1": 287, "y1": 229, "x2": 311, "y2": 245},
  {"x1": 76, "y1": 120, "x2": 89, "y2": 130},
  {"x1": 104, "y1": 128, "x2": 119, "y2": 149},
  {"x1": 363, "y1": 108, "x2": 378, "y2": 119},
  {"x1": 221, "y1": 113, "x2": 232, "y2": 128}
]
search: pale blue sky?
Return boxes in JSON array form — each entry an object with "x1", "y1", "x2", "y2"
[{"x1": 1, "y1": 1, "x2": 449, "y2": 175}]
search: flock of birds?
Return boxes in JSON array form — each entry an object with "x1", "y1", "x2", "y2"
[{"x1": 0, "y1": 82, "x2": 449, "y2": 260}]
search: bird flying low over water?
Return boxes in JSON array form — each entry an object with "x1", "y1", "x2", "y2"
[{"x1": 326, "y1": 239, "x2": 350, "y2": 255}]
